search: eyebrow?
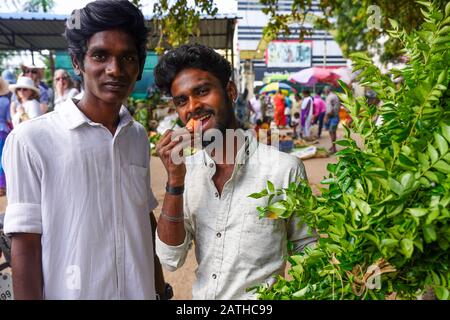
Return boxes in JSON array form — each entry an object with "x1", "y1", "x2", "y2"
[
  {"x1": 172, "y1": 80, "x2": 213, "y2": 98},
  {"x1": 87, "y1": 46, "x2": 138, "y2": 55}
]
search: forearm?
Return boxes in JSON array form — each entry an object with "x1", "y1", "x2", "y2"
[
  {"x1": 157, "y1": 190, "x2": 186, "y2": 246},
  {"x1": 10, "y1": 233, "x2": 43, "y2": 300},
  {"x1": 150, "y1": 212, "x2": 166, "y2": 295}
]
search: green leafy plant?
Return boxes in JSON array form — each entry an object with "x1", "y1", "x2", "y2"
[{"x1": 250, "y1": 1, "x2": 450, "y2": 300}]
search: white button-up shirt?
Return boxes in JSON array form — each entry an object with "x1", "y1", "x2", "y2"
[
  {"x1": 156, "y1": 133, "x2": 315, "y2": 299},
  {"x1": 3, "y1": 99, "x2": 158, "y2": 299}
]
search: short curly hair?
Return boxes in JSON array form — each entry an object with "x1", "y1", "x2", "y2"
[
  {"x1": 154, "y1": 44, "x2": 232, "y2": 96},
  {"x1": 63, "y1": 0, "x2": 148, "y2": 80}
]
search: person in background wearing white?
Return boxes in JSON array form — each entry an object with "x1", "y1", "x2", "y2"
[
  {"x1": 9, "y1": 76, "x2": 41, "y2": 127},
  {"x1": 249, "y1": 93, "x2": 262, "y2": 124},
  {"x1": 300, "y1": 89, "x2": 314, "y2": 139},
  {"x1": 53, "y1": 69, "x2": 79, "y2": 112},
  {"x1": 20, "y1": 64, "x2": 49, "y2": 114}
]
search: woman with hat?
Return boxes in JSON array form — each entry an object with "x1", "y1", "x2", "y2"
[
  {"x1": 9, "y1": 76, "x2": 41, "y2": 127},
  {"x1": 0, "y1": 77, "x2": 12, "y2": 196}
]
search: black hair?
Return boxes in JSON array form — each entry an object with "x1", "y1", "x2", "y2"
[
  {"x1": 64, "y1": 0, "x2": 148, "y2": 80},
  {"x1": 154, "y1": 44, "x2": 232, "y2": 95},
  {"x1": 302, "y1": 89, "x2": 310, "y2": 95}
]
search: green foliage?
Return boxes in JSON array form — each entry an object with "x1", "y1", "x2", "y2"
[
  {"x1": 252, "y1": 2, "x2": 450, "y2": 300},
  {"x1": 151, "y1": 0, "x2": 218, "y2": 54},
  {"x1": 260, "y1": 0, "x2": 448, "y2": 63}
]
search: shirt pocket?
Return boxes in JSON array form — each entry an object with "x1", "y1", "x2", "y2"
[
  {"x1": 238, "y1": 210, "x2": 285, "y2": 267},
  {"x1": 127, "y1": 164, "x2": 149, "y2": 212}
]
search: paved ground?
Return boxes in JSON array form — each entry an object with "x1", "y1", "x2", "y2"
[{"x1": 0, "y1": 127, "x2": 343, "y2": 300}]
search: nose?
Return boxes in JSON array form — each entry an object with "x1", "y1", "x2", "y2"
[
  {"x1": 187, "y1": 95, "x2": 203, "y2": 115},
  {"x1": 105, "y1": 57, "x2": 123, "y2": 78}
]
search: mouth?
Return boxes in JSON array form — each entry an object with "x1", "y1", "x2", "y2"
[
  {"x1": 194, "y1": 113, "x2": 213, "y2": 129},
  {"x1": 103, "y1": 82, "x2": 127, "y2": 92}
]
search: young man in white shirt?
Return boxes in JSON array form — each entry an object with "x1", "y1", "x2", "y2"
[
  {"x1": 2, "y1": 0, "x2": 165, "y2": 300},
  {"x1": 154, "y1": 44, "x2": 316, "y2": 299}
]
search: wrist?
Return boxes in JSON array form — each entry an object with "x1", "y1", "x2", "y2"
[{"x1": 167, "y1": 176, "x2": 184, "y2": 187}]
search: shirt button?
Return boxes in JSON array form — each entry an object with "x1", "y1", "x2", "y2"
[
  {"x1": 214, "y1": 192, "x2": 219, "y2": 198},
  {"x1": 212, "y1": 274, "x2": 217, "y2": 279},
  {"x1": 216, "y1": 232, "x2": 222, "y2": 238},
  {"x1": 209, "y1": 163, "x2": 214, "y2": 168}
]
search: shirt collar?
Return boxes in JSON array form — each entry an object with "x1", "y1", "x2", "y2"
[{"x1": 59, "y1": 98, "x2": 133, "y2": 130}]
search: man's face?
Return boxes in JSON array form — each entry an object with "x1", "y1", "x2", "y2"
[
  {"x1": 74, "y1": 29, "x2": 140, "y2": 105},
  {"x1": 170, "y1": 68, "x2": 237, "y2": 134},
  {"x1": 23, "y1": 68, "x2": 39, "y2": 82}
]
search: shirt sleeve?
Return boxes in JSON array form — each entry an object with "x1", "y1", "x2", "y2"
[
  {"x1": 155, "y1": 190, "x2": 195, "y2": 272},
  {"x1": 39, "y1": 86, "x2": 49, "y2": 105},
  {"x1": 2, "y1": 132, "x2": 43, "y2": 235},
  {"x1": 155, "y1": 217, "x2": 194, "y2": 272},
  {"x1": 286, "y1": 159, "x2": 317, "y2": 252}
]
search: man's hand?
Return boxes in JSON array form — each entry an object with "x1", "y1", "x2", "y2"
[{"x1": 156, "y1": 128, "x2": 199, "y2": 186}]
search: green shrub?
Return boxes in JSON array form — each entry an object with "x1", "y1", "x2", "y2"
[{"x1": 251, "y1": 1, "x2": 450, "y2": 300}]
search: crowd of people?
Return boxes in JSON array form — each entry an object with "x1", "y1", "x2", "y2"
[
  {"x1": 238, "y1": 85, "x2": 344, "y2": 154},
  {"x1": 0, "y1": 65, "x2": 81, "y2": 196}
]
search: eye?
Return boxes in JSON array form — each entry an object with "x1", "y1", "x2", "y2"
[
  {"x1": 173, "y1": 97, "x2": 187, "y2": 107},
  {"x1": 123, "y1": 55, "x2": 137, "y2": 62},
  {"x1": 92, "y1": 53, "x2": 106, "y2": 61},
  {"x1": 198, "y1": 87, "x2": 209, "y2": 96}
]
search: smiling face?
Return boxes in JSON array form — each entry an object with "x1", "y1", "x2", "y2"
[
  {"x1": 170, "y1": 68, "x2": 237, "y2": 134},
  {"x1": 73, "y1": 29, "x2": 140, "y2": 106},
  {"x1": 16, "y1": 88, "x2": 33, "y2": 102}
]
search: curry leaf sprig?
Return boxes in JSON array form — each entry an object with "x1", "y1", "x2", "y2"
[{"x1": 251, "y1": 1, "x2": 450, "y2": 300}]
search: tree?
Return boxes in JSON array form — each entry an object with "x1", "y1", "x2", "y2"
[
  {"x1": 3, "y1": 0, "x2": 55, "y2": 12},
  {"x1": 260, "y1": 0, "x2": 449, "y2": 62},
  {"x1": 141, "y1": 0, "x2": 446, "y2": 62}
]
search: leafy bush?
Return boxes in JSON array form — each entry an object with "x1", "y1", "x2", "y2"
[{"x1": 252, "y1": 1, "x2": 450, "y2": 300}]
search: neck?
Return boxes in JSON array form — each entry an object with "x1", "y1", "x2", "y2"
[
  {"x1": 207, "y1": 125, "x2": 246, "y2": 168},
  {"x1": 76, "y1": 92, "x2": 122, "y2": 135}
]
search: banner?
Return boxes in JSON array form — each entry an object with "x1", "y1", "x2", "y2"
[{"x1": 266, "y1": 41, "x2": 312, "y2": 68}]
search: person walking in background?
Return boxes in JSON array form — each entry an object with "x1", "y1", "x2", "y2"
[
  {"x1": 312, "y1": 90, "x2": 326, "y2": 138},
  {"x1": 324, "y1": 86, "x2": 341, "y2": 154},
  {"x1": 300, "y1": 89, "x2": 314, "y2": 139},
  {"x1": 53, "y1": 69, "x2": 80, "y2": 112},
  {"x1": 0, "y1": 77, "x2": 11, "y2": 196},
  {"x1": 9, "y1": 76, "x2": 41, "y2": 127},
  {"x1": 249, "y1": 93, "x2": 262, "y2": 124},
  {"x1": 273, "y1": 90, "x2": 286, "y2": 127},
  {"x1": 284, "y1": 93, "x2": 292, "y2": 126}
]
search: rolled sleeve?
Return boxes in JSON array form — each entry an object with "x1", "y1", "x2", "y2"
[
  {"x1": 2, "y1": 131, "x2": 43, "y2": 235},
  {"x1": 4, "y1": 203, "x2": 42, "y2": 234},
  {"x1": 155, "y1": 227, "x2": 192, "y2": 272}
]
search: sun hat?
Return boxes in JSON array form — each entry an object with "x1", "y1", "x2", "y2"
[
  {"x1": 9, "y1": 76, "x2": 40, "y2": 96},
  {"x1": 0, "y1": 77, "x2": 10, "y2": 96},
  {"x1": 1, "y1": 70, "x2": 16, "y2": 85}
]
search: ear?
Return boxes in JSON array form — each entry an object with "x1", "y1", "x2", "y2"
[
  {"x1": 71, "y1": 56, "x2": 82, "y2": 76},
  {"x1": 226, "y1": 81, "x2": 238, "y2": 103}
]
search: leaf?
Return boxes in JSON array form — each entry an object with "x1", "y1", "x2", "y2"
[
  {"x1": 248, "y1": 189, "x2": 268, "y2": 199},
  {"x1": 267, "y1": 180, "x2": 275, "y2": 193},
  {"x1": 434, "y1": 160, "x2": 450, "y2": 174},
  {"x1": 400, "y1": 172, "x2": 414, "y2": 189},
  {"x1": 408, "y1": 208, "x2": 428, "y2": 218},
  {"x1": 428, "y1": 144, "x2": 439, "y2": 163},
  {"x1": 434, "y1": 133, "x2": 448, "y2": 156},
  {"x1": 388, "y1": 178, "x2": 404, "y2": 195},
  {"x1": 400, "y1": 238, "x2": 414, "y2": 259},
  {"x1": 435, "y1": 287, "x2": 449, "y2": 300},
  {"x1": 267, "y1": 202, "x2": 286, "y2": 216},
  {"x1": 424, "y1": 171, "x2": 439, "y2": 183},
  {"x1": 418, "y1": 152, "x2": 429, "y2": 168},
  {"x1": 335, "y1": 139, "x2": 352, "y2": 147},
  {"x1": 441, "y1": 123, "x2": 450, "y2": 143},
  {"x1": 446, "y1": 1, "x2": 450, "y2": 17},
  {"x1": 423, "y1": 225, "x2": 437, "y2": 243}
]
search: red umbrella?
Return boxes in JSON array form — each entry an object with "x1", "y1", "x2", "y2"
[{"x1": 289, "y1": 67, "x2": 340, "y2": 86}]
